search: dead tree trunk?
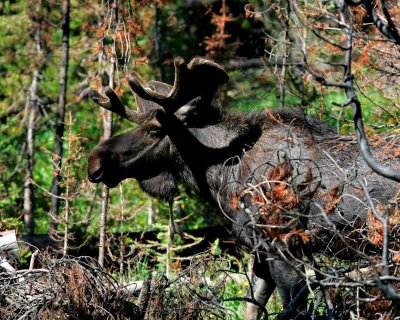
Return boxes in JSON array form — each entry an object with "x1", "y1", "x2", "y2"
[
  {"x1": 23, "y1": 22, "x2": 42, "y2": 235},
  {"x1": 24, "y1": 92, "x2": 36, "y2": 235},
  {"x1": 154, "y1": 3, "x2": 166, "y2": 82},
  {"x1": 98, "y1": 60, "x2": 114, "y2": 267},
  {"x1": 49, "y1": 0, "x2": 70, "y2": 235},
  {"x1": 98, "y1": 0, "x2": 118, "y2": 267},
  {"x1": 147, "y1": 197, "x2": 153, "y2": 226}
]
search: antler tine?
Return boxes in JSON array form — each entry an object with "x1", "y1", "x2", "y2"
[
  {"x1": 89, "y1": 87, "x2": 144, "y2": 123},
  {"x1": 128, "y1": 56, "x2": 229, "y2": 114},
  {"x1": 128, "y1": 57, "x2": 187, "y2": 112},
  {"x1": 134, "y1": 80, "x2": 173, "y2": 113}
]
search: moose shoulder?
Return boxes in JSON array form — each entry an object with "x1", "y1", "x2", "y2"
[{"x1": 87, "y1": 57, "x2": 399, "y2": 319}]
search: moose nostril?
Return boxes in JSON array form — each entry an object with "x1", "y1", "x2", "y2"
[{"x1": 89, "y1": 166, "x2": 104, "y2": 183}]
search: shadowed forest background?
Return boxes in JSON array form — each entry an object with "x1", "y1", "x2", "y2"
[{"x1": 0, "y1": 0, "x2": 400, "y2": 319}]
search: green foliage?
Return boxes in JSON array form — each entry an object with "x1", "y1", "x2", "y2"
[
  {"x1": 227, "y1": 69, "x2": 278, "y2": 111},
  {"x1": 0, "y1": 214, "x2": 23, "y2": 231}
]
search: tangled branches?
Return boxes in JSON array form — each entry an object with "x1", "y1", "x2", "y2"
[
  {"x1": 146, "y1": 252, "x2": 240, "y2": 320},
  {"x1": 0, "y1": 253, "x2": 142, "y2": 320},
  {"x1": 0, "y1": 247, "x2": 247, "y2": 320}
]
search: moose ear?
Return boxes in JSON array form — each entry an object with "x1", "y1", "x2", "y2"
[
  {"x1": 134, "y1": 80, "x2": 173, "y2": 112},
  {"x1": 174, "y1": 97, "x2": 201, "y2": 120},
  {"x1": 175, "y1": 96, "x2": 221, "y2": 126}
]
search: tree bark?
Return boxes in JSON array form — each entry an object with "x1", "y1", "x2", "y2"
[
  {"x1": 49, "y1": 0, "x2": 70, "y2": 235},
  {"x1": 24, "y1": 86, "x2": 37, "y2": 235},
  {"x1": 98, "y1": 77, "x2": 113, "y2": 267},
  {"x1": 98, "y1": 47, "x2": 114, "y2": 268},
  {"x1": 62, "y1": 112, "x2": 73, "y2": 256},
  {"x1": 147, "y1": 197, "x2": 153, "y2": 226},
  {"x1": 154, "y1": 3, "x2": 166, "y2": 82},
  {"x1": 23, "y1": 20, "x2": 42, "y2": 235}
]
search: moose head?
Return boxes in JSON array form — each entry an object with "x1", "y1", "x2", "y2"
[{"x1": 87, "y1": 57, "x2": 230, "y2": 201}]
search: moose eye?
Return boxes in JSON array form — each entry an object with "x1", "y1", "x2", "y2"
[{"x1": 148, "y1": 126, "x2": 163, "y2": 138}]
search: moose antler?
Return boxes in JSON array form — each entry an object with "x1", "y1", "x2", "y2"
[
  {"x1": 89, "y1": 87, "x2": 146, "y2": 123},
  {"x1": 90, "y1": 57, "x2": 229, "y2": 122},
  {"x1": 134, "y1": 80, "x2": 172, "y2": 113},
  {"x1": 128, "y1": 56, "x2": 229, "y2": 114}
]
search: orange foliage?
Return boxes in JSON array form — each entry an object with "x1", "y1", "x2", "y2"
[
  {"x1": 389, "y1": 7, "x2": 400, "y2": 25},
  {"x1": 323, "y1": 41, "x2": 343, "y2": 54},
  {"x1": 113, "y1": 86, "x2": 123, "y2": 97},
  {"x1": 367, "y1": 203, "x2": 400, "y2": 248},
  {"x1": 371, "y1": 134, "x2": 400, "y2": 160},
  {"x1": 314, "y1": 22, "x2": 326, "y2": 30},
  {"x1": 260, "y1": 163, "x2": 299, "y2": 213},
  {"x1": 244, "y1": 4, "x2": 255, "y2": 19},
  {"x1": 231, "y1": 193, "x2": 239, "y2": 210},
  {"x1": 352, "y1": 5, "x2": 367, "y2": 26},
  {"x1": 361, "y1": 282, "x2": 400, "y2": 318},
  {"x1": 393, "y1": 252, "x2": 400, "y2": 262},
  {"x1": 257, "y1": 74, "x2": 270, "y2": 84},
  {"x1": 90, "y1": 75, "x2": 103, "y2": 91},
  {"x1": 93, "y1": 1, "x2": 150, "y2": 68},
  {"x1": 356, "y1": 46, "x2": 370, "y2": 68},
  {"x1": 95, "y1": 24, "x2": 107, "y2": 40},
  {"x1": 204, "y1": 0, "x2": 236, "y2": 59},
  {"x1": 367, "y1": 206, "x2": 384, "y2": 247},
  {"x1": 265, "y1": 109, "x2": 283, "y2": 123},
  {"x1": 134, "y1": 56, "x2": 149, "y2": 67},
  {"x1": 306, "y1": 45, "x2": 317, "y2": 55},
  {"x1": 232, "y1": 158, "x2": 317, "y2": 255},
  {"x1": 321, "y1": 185, "x2": 344, "y2": 214},
  {"x1": 170, "y1": 259, "x2": 181, "y2": 270}
]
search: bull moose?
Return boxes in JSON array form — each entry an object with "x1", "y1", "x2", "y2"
[{"x1": 87, "y1": 57, "x2": 399, "y2": 319}]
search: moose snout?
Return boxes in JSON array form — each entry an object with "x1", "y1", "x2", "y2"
[
  {"x1": 88, "y1": 164, "x2": 104, "y2": 183},
  {"x1": 87, "y1": 145, "x2": 112, "y2": 183},
  {"x1": 87, "y1": 146, "x2": 122, "y2": 187},
  {"x1": 87, "y1": 153, "x2": 104, "y2": 183}
]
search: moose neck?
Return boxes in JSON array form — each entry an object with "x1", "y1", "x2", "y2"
[{"x1": 159, "y1": 110, "x2": 264, "y2": 205}]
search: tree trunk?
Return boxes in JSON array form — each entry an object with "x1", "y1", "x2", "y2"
[
  {"x1": 23, "y1": 21, "x2": 42, "y2": 235},
  {"x1": 62, "y1": 112, "x2": 73, "y2": 256},
  {"x1": 24, "y1": 92, "x2": 37, "y2": 235},
  {"x1": 119, "y1": 184, "x2": 125, "y2": 284},
  {"x1": 98, "y1": 52, "x2": 114, "y2": 268},
  {"x1": 154, "y1": 3, "x2": 166, "y2": 82},
  {"x1": 49, "y1": 0, "x2": 70, "y2": 235},
  {"x1": 147, "y1": 197, "x2": 153, "y2": 226}
]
